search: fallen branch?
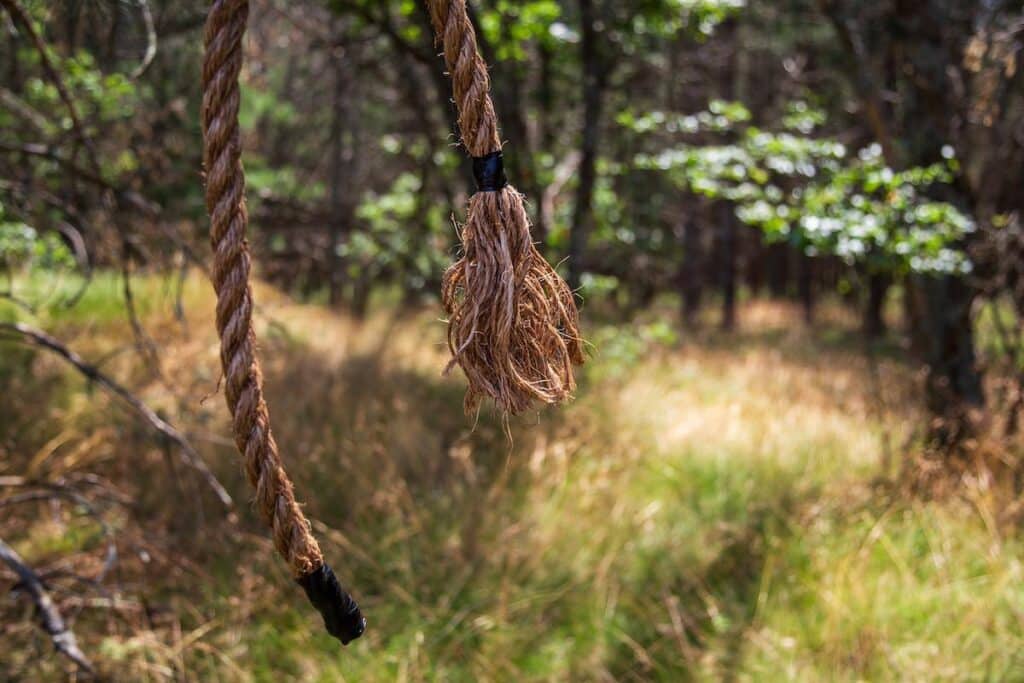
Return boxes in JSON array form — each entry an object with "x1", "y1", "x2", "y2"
[
  {"x1": 0, "y1": 538, "x2": 93, "y2": 673},
  {"x1": 0, "y1": 322, "x2": 232, "y2": 507}
]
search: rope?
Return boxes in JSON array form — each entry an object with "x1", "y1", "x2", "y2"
[
  {"x1": 200, "y1": 0, "x2": 363, "y2": 645},
  {"x1": 426, "y1": 0, "x2": 501, "y2": 157},
  {"x1": 427, "y1": 0, "x2": 584, "y2": 414}
]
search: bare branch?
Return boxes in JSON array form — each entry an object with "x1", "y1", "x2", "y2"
[
  {"x1": 0, "y1": 538, "x2": 93, "y2": 673},
  {"x1": 0, "y1": 322, "x2": 232, "y2": 507},
  {"x1": 0, "y1": 291, "x2": 35, "y2": 313},
  {"x1": 130, "y1": 0, "x2": 158, "y2": 80},
  {"x1": 0, "y1": 0, "x2": 102, "y2": 175},
  {"x1": 0, "y1": 86, "x2": 49, "y2": 132}
]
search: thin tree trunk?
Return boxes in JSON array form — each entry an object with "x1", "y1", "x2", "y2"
[
  {"x1": 470, "y1": 4, "x2": 541, "y2": 231},
  {"x1": 767, "y1": 244, "x2": 789, "y2": 297},
  {"x1": 568, "y1": 0, "x2": 605, "y2": 292},
  {"x1": 327, "y1": 52, "x2": 348, "y2": 307},
  {"x1": 799, "y1": 253, "x2": 815, "y2": 325},
  {"x1": 863, "y1": 271, "x2": 891, "y2": 338},
  {"x1": 679, "y1": 212, "x2": 704, "y2": 327},
  {"x1": 536, "y1": 40, "x2": 556, "y2": 244},
  {"x1": 718, "y1": 203, "x2": 738, "y2": 330}
]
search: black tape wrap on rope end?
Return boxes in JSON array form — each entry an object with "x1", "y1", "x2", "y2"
[
  {"x1": 472, "y1": 151, "x2": 509, "y2": 192},
  {"x1": 297, "y1": 564, "x2": 366, "y2": 645}
]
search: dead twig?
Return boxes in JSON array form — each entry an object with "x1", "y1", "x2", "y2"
[
  {"x1": 0, "y1": 538, "x2": 93, "y2": 673},
  {"x1": 0, "y1": 291, "x2": 35, "y2": 313},
  {"x1": 130, "y1": 0, "x2": 158, "y2": 80},
  {"x1": 0, "y1": 0, "x2": 101, "y2": 171},
  {"x1": 0, "y1": 322, "x2": 233, "y2": 507}
]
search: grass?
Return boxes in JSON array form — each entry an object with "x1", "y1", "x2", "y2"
[{"x1": 1, "y1": 272, "x2": 1023, "y2": 681}]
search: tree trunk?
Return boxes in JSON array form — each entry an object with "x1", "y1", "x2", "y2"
[
  {"x1": 327, "y1": 53, "x2": 348, "y2": 307},
  {"x1": 919, "y1": 274, "x2": 985, "y2": 449},
  {"x1": 679, "y1": 212, "x2": 703, "y2": 328},
  {"x1": 746, "y1": 236, "x2": 766, "y2": 297},
  {"x1": 568, "y1": 0, "x2": 605, "y2": 293},
  {"x1": 717, "y1": 203, "x2": 738, "y2": 330},
  {"x1": 799, "y1": 253, "x2": 815, "y2": 325},
  {"x1": 767, "y1": 244, "x2": 789, "y2": 297},
  {"x1": 863, "y1": 271, "x2": 890, "y2": 338},
  {"x1": 535, "y1": 40, "x2": 556, "y2": 244}
]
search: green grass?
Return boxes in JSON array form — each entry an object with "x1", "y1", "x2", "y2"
[{"x1": 1, "y1": 274, "x2": 1022, "y2": 681}]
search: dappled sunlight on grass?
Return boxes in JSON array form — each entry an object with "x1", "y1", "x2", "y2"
[{"x1": 2, "y1": 273, "x2": 1022, "y2": 681}]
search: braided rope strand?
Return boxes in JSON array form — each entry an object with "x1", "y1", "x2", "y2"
[{"x1": 201, "y1": 0, "x2": 363, "y2": 644}]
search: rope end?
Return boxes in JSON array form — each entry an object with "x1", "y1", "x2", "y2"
[{"x1": 297, "y1": 563, "x2": 366, "y2": 645}]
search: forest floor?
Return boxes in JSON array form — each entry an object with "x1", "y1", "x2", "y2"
[{"x1": 2, "y1": 272, "x2": 1024, "y2": 682}]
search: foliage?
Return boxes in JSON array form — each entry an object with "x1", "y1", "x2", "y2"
[
  {"x1": 2, "y1": 0, "x2": 1024, "y2": 679},
  {"x1": 0, "y1": 206, "x2": 72, "y2": 273},
  {"x1": 624, "y1": 101, "x2": 975, "y2": 275},
  {"x1": 353, "y1": 172, "x2": 448, "y2": 287}
]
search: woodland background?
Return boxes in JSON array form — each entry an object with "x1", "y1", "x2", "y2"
[{"x1": 2, "y1": 0, "x2": 1024, "y2": 680}]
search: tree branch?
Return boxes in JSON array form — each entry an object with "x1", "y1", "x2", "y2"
[
  {"x1": 0, "y1": 0, "x2": 102, "y2": 175},
  {"x1": 0, "y1": 322, "x2": 232, "y2": 507},
  {"x1": 129, "y1": 0, "x2": 158, "y2": 80},
  {"x1": 814, "y1": 0, "x2": 899, "y2": 165},
  {"x1": 0, "y1": 538, "x2": 93, "y2": 673}
]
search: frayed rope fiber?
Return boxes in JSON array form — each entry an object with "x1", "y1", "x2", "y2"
[
  {"x1": 201, "y1": 0, "x2": 363, "y2": 644},
  {"x1": 427, "y1": 0, "x2": 584, "y2": 415}
]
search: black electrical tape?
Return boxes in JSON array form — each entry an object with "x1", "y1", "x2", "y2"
[
  {"x1": 296, "y1": 563, "x2": 366, "y2": 645},
  {"x1": 472, "y1": 151, "x2": 509, "y2": 192}
]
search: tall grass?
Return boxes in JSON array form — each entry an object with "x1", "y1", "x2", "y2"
[{"x1": 1, "y1": 274, "x2": 1022, "y2": 681}]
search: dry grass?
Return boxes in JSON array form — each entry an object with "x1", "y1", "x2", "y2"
[{"x1": 1, "y1": 273, "x2": 1023, "y2": 681}]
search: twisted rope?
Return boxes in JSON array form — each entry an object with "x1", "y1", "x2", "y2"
[
  {"x1": 201, "y1": 0, "x2": 363, "y2": 644},
  {"x1": 426, "y1": 0, "x2": 584, "y2": 414},
  {"x1": 426, "y1": 0, "x2": 500, "y2": 157}
]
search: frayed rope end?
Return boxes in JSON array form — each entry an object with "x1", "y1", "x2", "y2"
[{"x1": 442, "y1": 185, "x2": 584, "y2": 415}]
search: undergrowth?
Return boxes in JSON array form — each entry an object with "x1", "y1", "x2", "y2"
[{"x1": 1, "y1": 273, "x2": 1022, "y2": 681}]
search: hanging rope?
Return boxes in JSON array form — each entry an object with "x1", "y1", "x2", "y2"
[
  {"x1": 200, "y1": 0, "x2": 364, "y2": 645},
  {"x1": 427, "y1": 0, "x2": 585, "y2": 415}
]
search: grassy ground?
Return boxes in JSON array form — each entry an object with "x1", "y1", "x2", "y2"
[{"x1": 2, "y1": 273, "x2": 1023, "y2": 681}]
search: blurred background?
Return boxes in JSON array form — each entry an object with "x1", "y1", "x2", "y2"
[{"x1": 1, "y1": 0, "x2": 1023, "y2": 680}]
